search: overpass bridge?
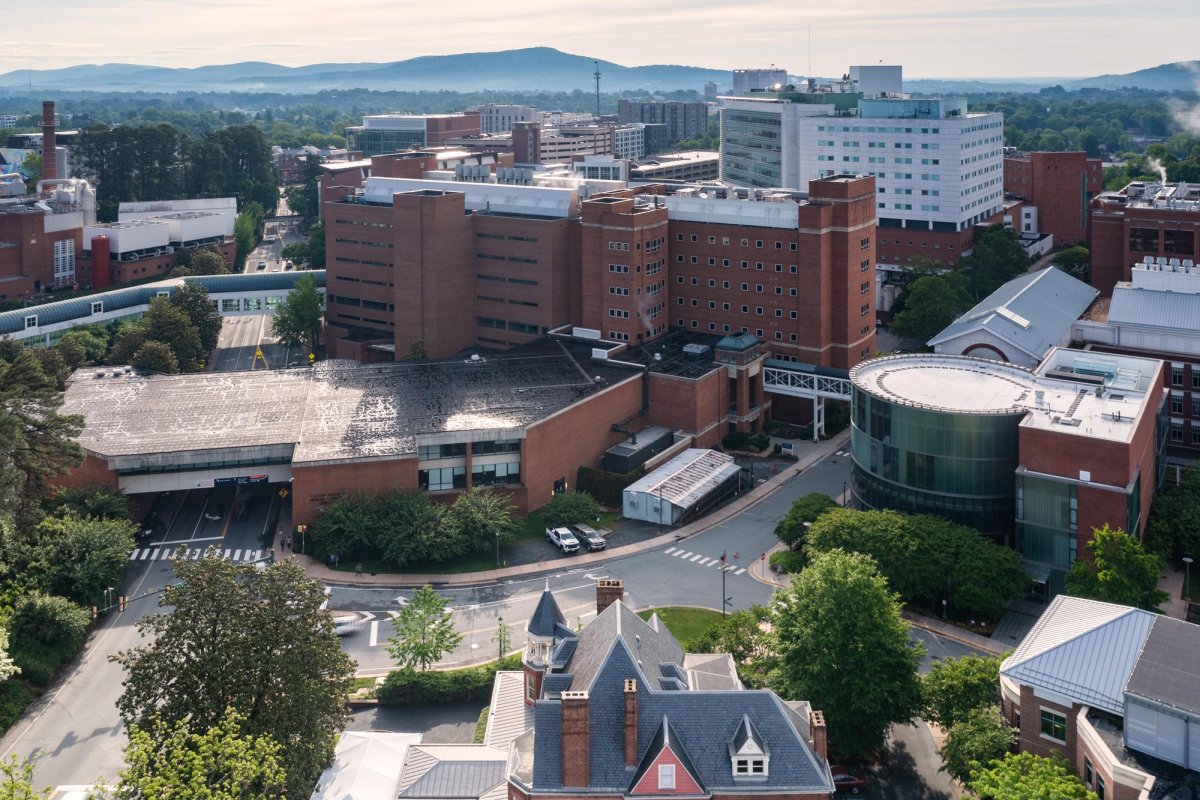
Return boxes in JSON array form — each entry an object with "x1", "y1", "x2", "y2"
[
  {"x1": 1, "y1": 270, "x2": 325, "y2": 347},
  {"x1": 761, "y1": 358, "x2": 852, "y2": 441}
]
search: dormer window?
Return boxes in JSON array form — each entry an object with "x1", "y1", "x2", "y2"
[
  {"x1": 734, "y1": 757, "x2": 766, "y2": 776},
  {"x1": 657, "y1": 764, "x2": 675, "y2": 790}
]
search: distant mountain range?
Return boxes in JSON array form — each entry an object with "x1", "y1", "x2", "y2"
[{"x1": 0, "y1": 48, "x2": 1196, "y2": 96}]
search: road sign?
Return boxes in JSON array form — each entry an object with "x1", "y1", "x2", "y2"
[
  {"x1": 308, "y1": 353, "x2": 316, "y2": 363},
  {"x1": 278, "y1": 488, "x2": 289, "y2": 498},
  {"x1": 255, "y1": 349, "x2": 263, "y2": 359}
]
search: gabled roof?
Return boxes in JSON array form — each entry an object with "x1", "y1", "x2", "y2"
[
  {"x1": 1123, "y1": 616, "x2": 1200, "y2": 716},
  {"x1": 399, "y1": 761, "x2": 507, "y2": 800},
  {"x1": 928, "y1": 266, "x2": 1098, "y2": 359},
  {"x1": 629, "y1": 717, "x2": 705, "y2": 795},
  {"x1": 528, "y1": 584, "x2": 566, "y2": 639},
  {"x1": 311, "y1": 731, "x2": 421, "y2": 800},
  {"x1": 1000, "y1": 595, "x2": 1156, "y2": 715},
  {"x1": 728, "y1": 715, "x2": 768, "y2": 757},
  {"x1": 560, "y1": 601, "x2": 685, "y2": 692},
  {"x1": 1108, "y1": 283, "x2": 1200, "y2": 332}
]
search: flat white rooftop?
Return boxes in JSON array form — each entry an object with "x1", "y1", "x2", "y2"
[{"x1": 851, "y1": 349, "x2": 1162, "y2": 444}]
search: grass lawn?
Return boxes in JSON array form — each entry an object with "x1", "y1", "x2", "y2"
[
  {"x1": 515, "y1": 510, "x2": 621, "y2": 542},
  {"x1": 637, "y1": 607, "x2": 724, "y2": 645}
]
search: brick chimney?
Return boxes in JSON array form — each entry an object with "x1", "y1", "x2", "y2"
[
  {"x1": 810, "y1": 709, "x2": 827, "y2": 761},
  {"x1": 624, "y1": 679, "x2": 638, "y2": 766},
  {"x1": 596, "y1": 579, "x2": 624, "y2": 615},
  {"x1": 41, "y1": 101, "x2": 57, "y2": 182},
  {"x1": 561, "y1": 691, "x2": 590, "y2": 787}
]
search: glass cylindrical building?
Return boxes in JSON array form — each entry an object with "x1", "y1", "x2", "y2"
[{"x1": 849, "y1": 354, "x2": 1038, "y2": 538}]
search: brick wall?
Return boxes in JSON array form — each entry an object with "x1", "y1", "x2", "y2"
[
  {"x1": 522, "y1": 375, "x2": 643, "y2": 511},
  {"x1": 51, "y1": 452, "x2": 117, "y2": 492},
  {"x1": 291, "y1": 458, "x2": 420, "y2": 527},
  {"x1": 1016, "y1": 684, "x2": 1078, "y2": 761}
]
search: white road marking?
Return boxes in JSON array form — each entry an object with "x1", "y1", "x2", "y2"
[
  {"x1": 369, "y1": 621, "x2": 379, "y2": 647},
  {"x1": 689, "y1": 554, "x2": 703, "y2": 562},
  {"x1": 680, "y1": 551, "x2": 693, "y2": 559},
  {"x1": 233, "y1": 549, "x2": 242, "y2": 561},
  {"x1": 697, "y1": 557, "x2": 713, "y2": 566},
  {"x1": 665, "y1": 548, "x2": 678, "y2": 555},
  {"x1": 140, "y1": 549, "x2": 152, "y2": 560},
  {"x1": 734, "y1": 568, "x2": 746, "y2": 575}
]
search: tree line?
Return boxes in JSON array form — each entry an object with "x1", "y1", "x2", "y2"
[{"x1": 72, "y1": 123, "x2": 278, "y2": 223}]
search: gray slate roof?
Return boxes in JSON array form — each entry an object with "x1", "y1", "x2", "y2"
[
  {"x1": 1124, "y1": 616, "x2": 1200, "y2": 716},
  {"x1": 529, "y1": 601, "x2": 832, "y2": 795},
  {"x1": 927, "y1": 266, "x2": 1098, "y2": 359},
  {"x1": 399, "y1": 761, "x2": 506, "y2": 799},
  {"x1": 528, "y1": 587, "x2": 566, "y2": 639}
]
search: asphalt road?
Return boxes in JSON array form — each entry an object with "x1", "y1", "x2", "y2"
[
  {"x1": 0, "y1": 485, "x2": 284, "y2": 791},
  {"x1": 207, "y1": 314, "x2": 301, "y2": 372}
]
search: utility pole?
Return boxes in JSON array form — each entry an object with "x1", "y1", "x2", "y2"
[{"x1": 593, "y1": 60, "x2": 602, "y2": 118}]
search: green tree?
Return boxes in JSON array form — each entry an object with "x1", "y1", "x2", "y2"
[
  {"x1": 689, "y1": 606, "x2": 772, "y2": 687},
  {"x1": 964, "y1": 225, "x2": 1029, "y2": 300},
  {"x1": 0, "y1": 755, "x2": 48, "y2": 800},
  {"x1": 969, "y1": 752, "x2": 1096, "y2": 800},
  {"x1": 448, "y1": 486, "x2": 519, "y2": 554},
  {"x1": 775, "y1": 492, "x2": 838, "y2": 548},
  {"x1": 388, "y1": 585, "x2": 463, "y2": 671},
  {"x1": 113, "y1": 557, "x2": 355, "y2": 800},
  {"x1": 43, "y1": 485, "x2": 129, "y2": 520},
  {"x1": 1066, "y1": 524, "x2": 1170, "y2": 611},
  {"x1": 940, "y1": 706, "x2": 1015, "y2": 785},
  {"x1": 922, "y1": 654, "x2": 1001, "y2": 730},
  {"x1": 185, "y1": 249, "x2": 230, "y2": 277},
  {"x1": 112, "y1": 707, "x2": 287, "y2": 800},
  {"x1": 54, "y1": 337, "x2": 87, "y2": 372},
  {"x1": 310, "y1": 492, "x2": 385, "y2": 562},
  {"x1": 1143, "y1": 468, "x2": 1200, "y2": 560},
  {"x1": 169, "y1": 281, "x2": 223, "y2": 355},
  {"x1": 20, "y1": 153, "x2": 42, "y2": 188},
  {"x1": 538, "y1": 490, "x2": 601, "y2": 528},
  {"x1": 890, "y1": 273, "x2": 973, "y2": 344},
  {"x1": 378, "y1": 491, "x2": 453, "y2": 568},
  {"x1": 140, "y1": 298, "x2": 203, "y2": 371},
  {"x1": 21, "y1": 513, "x2": 135, "y2": 605},
  {"x1": 233, "y1": 202, "x2": 265, "y2": 270},
  {"x1": 282, "y1": 155, "x2": 322, "y2": 227},
  {"x1": 108, "y1": 323, "x2": 149, "y2": 366},
  {"x1": 0, "y1": 349, "x2": 84, "y2": 525},
  {"x1": 59, "y1": 326, "x2": 111, "y2": 366},
  {"x1": 271, "y1": 274, "x2": 323, "y2": 351},
  {"x1": 0, "y1": 631, "x2": 19, "y2": 684},
  {"x1": 1052, "y1": 247, "x2": 1090, "y2": 280},
  {"x1": 131, "y1": 340, "x2": 180, "y2": 374},
  {"x1": 7, "y1": 592, "x2": 91, "y2": 684},
  {"x1": 770, "y1": 550, "x2": 923, "y2": 761}
]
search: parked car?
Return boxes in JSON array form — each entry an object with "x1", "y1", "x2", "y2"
[
  {"x1": 265, "y1": 234, "x2": 277, "y2": 243},
  {"x1": 545, "y1": 526, "x2": 580, "y2": 554},
  {"x1": 830, "y1": 765, "x2": 867, "y2": 795},
  {"x1": 572, "y1": 523, "x2": 606, "y2": 551},
  {"x1": 256, "y1": 260, "x2": 267, "y2": 270}
]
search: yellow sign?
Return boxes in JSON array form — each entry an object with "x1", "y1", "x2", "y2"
[
  {"x1": 308, "y1": 353, "x2": 316, "y2": 363},
  {"x1": 278, "y1": 488, "x2": 289, "y2": 498},
  {"x1": 255, "y1": 349, "x2": 263, "y2": 359}
]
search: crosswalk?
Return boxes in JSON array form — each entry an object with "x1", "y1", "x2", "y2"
[
  {"x1": 129, "y1": 546, "x2": 267, "y2": 563},
  {"x1": 663, "y1": 547, "x2": 746, "y2": 575},
  {"x1": 834, "y1": 449, "x2": 850, "y2": 457}
]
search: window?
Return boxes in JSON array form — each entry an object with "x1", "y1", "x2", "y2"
[
  {"x1": 24, "y1": 315, "x2": 36, "y2": 330},
  {"x1": 1171, "y1": 392, "x2": 1184, "y2": 414},
  {"x1": 1096, "y1": 776, "x2": 1105, "y2": 800},
  {"x1": 419, "y1": 466, "x2": 465, "y2": 491},
  {"x1": 91, "y1": 301, "x2": 103, "y2": 315},
  {"x1": 1084, "y1": 757, "x2": 1093, "y2": 788},
  {"x1": 658, "y1": 765, "x2": 675, "y2": 790},
  {"x1": 1171, "y1": 420, "x2": 1184, "y2": 441},
  {"x1": 1192, "y1": 366, "x2": 1200, "y2": 389},
  {"x1": 1172, "y1": 364, "x2": 1184, "y2": 386},
  {"x1": 1039, "y1": 709, "x2": 1066, "y2": 742}
]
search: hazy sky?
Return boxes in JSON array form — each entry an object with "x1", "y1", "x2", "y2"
[{"x1": 3, "y1": 0, "x2": 1197, "y2": 79}]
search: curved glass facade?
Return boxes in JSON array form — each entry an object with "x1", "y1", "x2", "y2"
[{"x1": 850, "y1": 384, "x2": 1023, "y2": 536}]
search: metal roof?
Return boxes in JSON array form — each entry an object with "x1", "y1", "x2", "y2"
[
  {"x1": 399, "y1": 761, "x2": 507, "y2": 799},
  {"x1": 0, "y1": 271, "x2": 326, "y2": 336},
  {"x1": 482, "y1": 671, "x2": 536, "y2": 750},
  {"x1": 1000, "y1": 595, "x2": 1156, "y2": 715},
  {"x1": 928, "y1": 266, "x2": 1098, "y2": 359},
  {"x1": 527, "y1": 586, "x2": 566, "y2": 639},
  {"x1": 1108, "y1": 284, "x2": 1200, "y2": 332},
  {"x1": 623, "y1": 449, "x2": 741, "y2": 510}
]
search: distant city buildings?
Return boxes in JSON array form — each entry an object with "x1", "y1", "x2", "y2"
[
  {"x1": 616, "y1": 100, "x2": 710, "y2": 146},
  {"x1": 0, "y1": 115, "x2": 18, "y2": 130},
  {"x1": 630, "y1": 152, "x2": 721, "y2": 183},
  {"x1": 1003, "y1": 150, "x2": 1103, "y2": 246},
  {"x1": 732, "y1": 68, "x2": 788, "y2": 95},
  {"x1": 345, "y1": 113, "x2": 483, "y2": 157},
  {"x1": 468, "y1": 103, "x2": 542, "y2": 134}
]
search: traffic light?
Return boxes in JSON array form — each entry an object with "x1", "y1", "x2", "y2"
[
  {"x1": 118, "y1": 595, "x2": 126, "y2": 612},
  {"x1": 91, "y1": 605, "x2": 97, "y2": 620}
]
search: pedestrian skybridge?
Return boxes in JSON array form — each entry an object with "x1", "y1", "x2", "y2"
[{"x1": 761, "y1": 359, "x2": 852, "y2": 441}]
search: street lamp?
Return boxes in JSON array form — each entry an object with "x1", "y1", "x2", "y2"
[
  {"x1": 1184, "y1": 557, "x2": 1194, "y2": 601},
  {"x1": 842, "y1": 480, "x2": 848, "y2": 507},
  {"x1": 497, "y1": 615, "x2": 504, "y2": 659},
  {"x1": 495, "y1": 531, "x2": 501, "y2": 568}
]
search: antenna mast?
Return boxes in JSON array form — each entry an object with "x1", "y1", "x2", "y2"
[{"x1": 593, "y1": 60, "x2": 601, "y2": 118}]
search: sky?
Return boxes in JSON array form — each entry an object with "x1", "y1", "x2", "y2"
[{"x1": 2, "y1": 0, "x2": 1198, "y2": 79}]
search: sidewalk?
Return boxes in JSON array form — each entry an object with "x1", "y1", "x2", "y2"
[
  {"x1": 1159, "y1": 564, "x2": 1190, "y2": 620},
  {"x1": 290, "y1": 431, "x2": 851, "y2": 588},
  {"x1": 901, "y1": 610, "x2": 1009, "y2": 656}
]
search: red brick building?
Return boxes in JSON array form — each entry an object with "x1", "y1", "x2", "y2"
[
  {"x1": 1001, "y1": 596, "x2": 1200, "y2": 798},
  {"x1": 1089, "y1": 181, "x2": 1200, "y2": 295},
  {"x1": 1004, "y1": 151, "x2": 1103, "y2": 247}
]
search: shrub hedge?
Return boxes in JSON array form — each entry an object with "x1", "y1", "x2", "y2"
[
  {"x1": 769, "y1": 550, "x2": 806, "y2": 574},
  {"x1": 377, "y1": 654, "x2": 522, "y2": 705}
]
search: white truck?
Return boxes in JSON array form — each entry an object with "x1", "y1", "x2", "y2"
[{"x1": 545, "y1": 526, "x2": 580, "y2": 554}]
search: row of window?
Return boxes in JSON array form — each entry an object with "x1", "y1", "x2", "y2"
[
  {"x1": 676, "y1": 297, "x2": 801, "y2": 318},
  {"x1": 676, "y1": 233, "x2": 798, "y2": 251},
  {"x1": 675, "y1": 255, "x2": 801, "y2": 272},
  {"x1": 1168, "y1": 363, "x2": 1200, "y2": 389},
  {"x1": 476, "y1": 233, "x2": 539, "y2": 243},
  {"x1": 674, "y1": 318, "x2": 798, "y2": 342}
]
